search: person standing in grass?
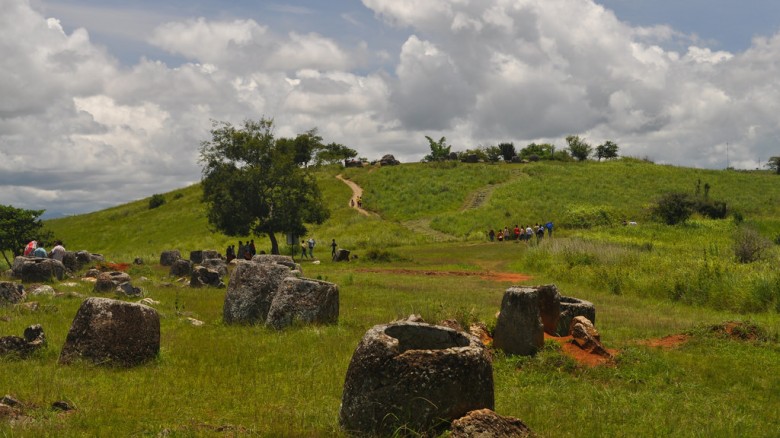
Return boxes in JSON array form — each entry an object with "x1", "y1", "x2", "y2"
[
  {"x1": 331, "y1": 239, "x2": 338, "y2": 257},
  {"x1": 546, "y1": 221, "x2": 553, "y2": 237},
  {"x1": 307, "y1": 237, "x2": 316, "y2": 258},
  {"x1": 249, "y1": 239, "x2": 256, "y2": 257},
  {"x1": 488, "y1": 229, "x2": 495, "y2": 241},
  {"x1": 301, "y1": 240, "x2": 309, "y2": 259}
]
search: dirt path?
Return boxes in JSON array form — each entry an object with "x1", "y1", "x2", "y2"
[{"x1": 336, "y1": 174, "x2": 374, "y2": 217}]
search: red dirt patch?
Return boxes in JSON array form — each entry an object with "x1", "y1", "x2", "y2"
[
  {"x1": 355, "y1": 268, "x2": 532, "y2": 283},
  {"x1": 544, "y1": 333, "x2": 617, "y2": 367},
  {"x1": 96, "y1": 262, "x2": 130, "y2": 272},
  {"x1": 640, "y1": 334, "x2": 691, "y2": 349}
]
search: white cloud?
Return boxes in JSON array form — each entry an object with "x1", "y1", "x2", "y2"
[{"x1": 3, "y1": 0, "x2": 780, "y2": 216}]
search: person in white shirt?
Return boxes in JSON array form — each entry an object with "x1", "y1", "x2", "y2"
[{"x1": 50, "y1": 240, "x2": 66, "y2": 261}]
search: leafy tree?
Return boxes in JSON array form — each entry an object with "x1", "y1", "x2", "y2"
[
  {"x1": 651, "y1": 192, "x2": 694, "y2": 225},
  {"x1": 199, "y1": 118, "x2": 330, "y2": 255},
  {"x1": 595, "y1": 141, "x2": 619, "y2": 161},
  {"x1": 767, "y1": 156, "x2": 780, "y2": 174},
  {"x1": 498, "y1": 142, "x2": 516, "y2": 161},
  {"x1": 520, "y1": 143, "x2": 555, "y2": 161},
  {"x1": 423, "y1": 136, "x2": 452, "y2": 162},
  {"x1": 0, "y1": 205, "x2": 47, "y2": 266},
  {"x1": 482, "y1": 145, "x2": 503, "y2": 163},
  {"x1": 276, "y1": 128, "x2": 323, "y2": 167},
  {"x1": 313, "y1": 142, "x2": 358, "y2": 166},
  {"x1": 566, "y1": 135, "x2": 592, "y2": 161}
]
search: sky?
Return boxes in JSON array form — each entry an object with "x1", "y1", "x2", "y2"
[{"x1": 2, "y1": 0, "x2": 780, "y2": 217}]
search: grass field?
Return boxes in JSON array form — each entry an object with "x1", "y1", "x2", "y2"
[{"x1": 2, "y1": 159, "x2": 780, "y2": 436}]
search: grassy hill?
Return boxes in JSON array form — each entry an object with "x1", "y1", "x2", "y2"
[{"x1": 2, "y1": 158, "x2": 779, "y2": 436}]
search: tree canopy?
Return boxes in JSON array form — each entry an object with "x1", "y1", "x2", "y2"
[
  {"x1": 566, "y1": 135, "x2": 592, "y2": 161},
  {"x1": 423, "y1": 136, "x2": 452, "y2": 162},
  {"x1": 767, "y1": 156, "x2": 780, "y2": 174},
  {"x1": 314, "y1": 142, "x2": 358, "y2": 166},
  {"x1": 0, "y1": 205, "x2": 47, "y2": 266},
  {"x1": 595, "y1": 141, "x2": 619, "y2": 161},
  {"x1": 199, "y1": 118, "x2": 329, "y2": 255}
]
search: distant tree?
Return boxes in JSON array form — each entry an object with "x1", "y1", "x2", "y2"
[
  {"x1": 651, "y1": 192, "x2": 694, "y2": 225},
  {"x1": 0, "y1": 205, "x2": 47, "y2": 266},
  {"x1": 275, "y1": 128, "x2": 323, "y2": 167},
  {"x1": 423, "y1": 136, "x2": 452, "y2": 162},
  {"x1": 520, "y1": 143, "x2": 555, "y2": 161},
  {"x1": 199, "y1": 118, "x2": 329, "y2": 255},
  {"x1": 566, "y1": 135, "x2": 592, "y2": 161},
  {"x1": 767, "y1": 156, "x2": 780, "y2": 174},
  {"x1": 314, "y1": 142, "x2": 358, "y2": 166},
  {"x1": 483, "y1": 145, "x2": 503, "y2": 163},
  {"x1": 148, "y1": 194, "x2": 166, "y2": 209},
  {"x1": 595, "y1": 141, "x2": 619, "y2": 161},
  {"x1": 498, "y1": 142, "x2": 516, "y2": 161}
]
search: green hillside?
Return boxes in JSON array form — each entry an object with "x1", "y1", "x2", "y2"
[{"x1": 2, "y1": 158, "x2": 778, "y2": 436}]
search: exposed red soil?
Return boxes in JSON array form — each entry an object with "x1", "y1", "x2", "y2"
[
  {"x1": 96, "y1": 262, "x2": 130, "y2": 272},
  {"x1": 640, "y1": 334, "x2": 691, "y2": 349},
  {"x1": 544, "y1": 333, "x2": 618, "y2": 367},
  {"x1": 355, "y1": 268, "x2": 532, "y2": 283}
]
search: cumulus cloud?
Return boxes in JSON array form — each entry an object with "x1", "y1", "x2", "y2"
[{"x1": 3, "y1": 0, "x2": 780, "y2": 216}]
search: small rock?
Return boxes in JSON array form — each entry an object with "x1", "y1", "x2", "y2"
[
  {"x1": 1, "y1": 395, "x2": 21, "y2": 407},
  {"x1": 451, "y1": 408, "x2": 533, "y2": 437},
  {"x1": 29, "y1": 285, "x2": 56, "y2": 296},
  {"x1": 138, "y1": 298, "x2": 160, "y2": 306},
  {"x1": 186, "y1": 317, "x2": 205, "y2": 327},
  {"x1": 51, "y1": 401, "x2": 74, "y2": 411}
]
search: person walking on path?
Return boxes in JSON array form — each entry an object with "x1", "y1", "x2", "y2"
[{"x1": 330, "y1": 239, "x2": 338, "y2": 257}]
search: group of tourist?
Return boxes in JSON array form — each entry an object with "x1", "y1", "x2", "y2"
[
  {"x1": 23, "y1": 239, "x2": 67, "y2": 261},
  {"x1": 226, "y1": 239, "x2": 256, "y2": 262},
  {"x1": 488, "y1": 222, "x2": 553, "y2": 242}
]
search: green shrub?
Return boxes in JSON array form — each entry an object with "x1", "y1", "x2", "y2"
[
  {"x1": 363, "y1": 248, "x2": 408, "y2": 262},
  {"x1": 149, "y1": 194, "x2": 166, "y2": 209},
  {"x1": 651, "y1": 192, "x2": 693, "y2": 225},
  {"x1": 563, "y1": 205, "x2": 616, "y2": 228},
  {"x1": 734, "y1": 227, "x2": 772, "y2": 263}
]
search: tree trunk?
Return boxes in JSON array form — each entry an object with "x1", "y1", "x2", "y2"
[{"x1": 269, "y1": 232, "x2": 280, "y2": 255}]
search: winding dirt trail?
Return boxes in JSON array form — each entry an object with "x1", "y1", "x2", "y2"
[{"x1": 336, "y1": 174, "x2": 374, "y2": 217}]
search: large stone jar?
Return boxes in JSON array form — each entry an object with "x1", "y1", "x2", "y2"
[{"x1": 340, "y1": 321, "x2": 494, "y2": 436}]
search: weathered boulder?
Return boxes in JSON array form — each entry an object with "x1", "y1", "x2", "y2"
[
  {"x1": 61, "y1": 251, "x2": 80, "y2": 272},
  {"x1": 11, "y1": 257, "x2": 66, "y2": 282},
  {"x1": 59, "y1": 297, "x2": 160, "y2": 366},
  {"x1": 570, "y1": 316, "x2": 612, "y2": 359},
  {"x1": 450, "y1": 409, "x2": 533, "y2": 437},
  {"x1": 189, "y1": 250, "x2": 204, "y2": 264},
  {"x1": 84, "y1": 268, "x2": 101, "y2": 278},
  {"x1": 461, "y1": 153, "x2": 479, "y2": 163},
  {"x1": 199, "y1": 258, "x2": 227, "y2": 277},
  {"x1": 557, "y1": 296, "x2": 596, "y2": 336},
  {"x1": 190, "y1": 250, "x2": 221, "y2": 264},
  {"x1": 28, "y1": 285, "x2": 55, "y2": 296},
  {"x1": 493, "y1": 286, "x2": 544, "y2": 356},
  {"x1": 159, "y1": 250, "x2": 181, "y2": 266},
  {"x1": 266, "y1": 277, "x2": 338, "y2": 330},
  {"x1": 379, "y1": 154, "x2": 400, "y2": 166},
  {"x1": 169, "y1": 259, "x2": 193, "y2": 277},
  {"x1": 190, "y1": 266, "x2": 224, "y2": 288},
  {"x1": 251, "y1": 254, "x2": 299, "y2": 271},
  {"x1": 0, "y1": 324, "x2": 46, "y2": 358},
  {"x1": 333, "y1": 249, "x2": 351, "y2": 262},
  {"x1": 344, "y1": 159, "x2": 364, "y2": 168},
  {"x1": 0, "y1": 282, "x2": 25, "y2": 305},
  {"x1": 93, "y1": 271, "x2": 132, "y2": 293},
  {"x1": 340, "y1": 321, "x2": 494, "y2": 436},
  {"x1": 117, "y1": 282, "x2": 142, "y2": 297},
  {"x1": 536, "y1": 284, "x2": 561, "y2": 335},
  {"x1": 223, "y1": 262, "x2": 293, "y2": 324}
]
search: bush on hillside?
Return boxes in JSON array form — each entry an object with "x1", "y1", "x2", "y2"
[
  {"x1": 562, "y1": 205, "x2": 616, "y2": 228},
  {"x1": 149, "y1": 194, "x2": 166, "y2": 209},
  {"x1": 734, "y1": 227, "x2": 772, "y2": 263},
  {"x1": 651, "y1": 192, "x2": 693, "y2": 225}
]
